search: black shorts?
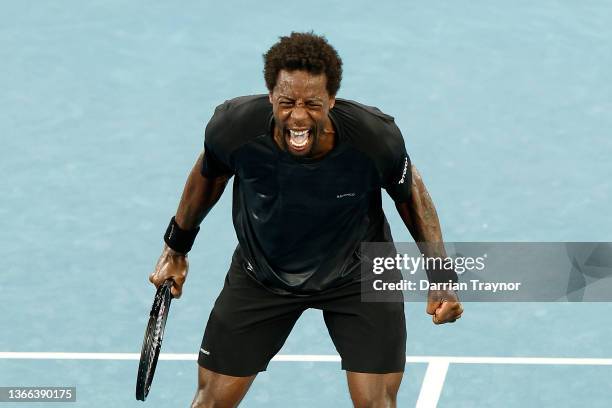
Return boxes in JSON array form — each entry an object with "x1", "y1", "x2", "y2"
[{"x1": 198, "y1": 251, "x2": 406, "y2": 377}]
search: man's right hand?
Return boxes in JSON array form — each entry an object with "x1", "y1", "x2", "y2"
[{"x1": 149, "y1": 244, "x2": 189, "y2": 298}]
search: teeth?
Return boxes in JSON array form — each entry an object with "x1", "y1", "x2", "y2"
[
  {"x1": 290, "y1": 138, "x2": 308, "y2": 148},
  {"x1": 288, "y1": 129, "x2": 309, "y2": 148}
]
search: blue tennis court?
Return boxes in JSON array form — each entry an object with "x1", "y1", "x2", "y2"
[{"x1": 2, "y1": 1, "x2": 612, "y2": 406}]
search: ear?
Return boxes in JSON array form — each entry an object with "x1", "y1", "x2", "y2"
[
  {"x1": 329, "y1": 96, "x2": 336, "y2": 109},
  {"x1": 268, "y1": 93, "x2": 274, "y2": 104}
]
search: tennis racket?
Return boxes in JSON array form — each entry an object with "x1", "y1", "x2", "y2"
[{"x1": 136, "y1": 279, "x2": 174, "y2": 401}]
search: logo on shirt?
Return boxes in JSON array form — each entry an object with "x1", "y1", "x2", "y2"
[
  {"x1": 200, "y1": 348, "x2": 210, "y2": 356},
  {"x1": 337, "y1": 193, "x2": 356, "y2": 199},
  {"x1": 398, "y1": 157, "x2": 409, "y2": 184}
]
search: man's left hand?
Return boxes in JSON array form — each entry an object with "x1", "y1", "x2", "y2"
[{"x1": 426, "y1": 290, "x2": 463, "y2": 325}]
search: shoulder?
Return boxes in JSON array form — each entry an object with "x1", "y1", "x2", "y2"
[
  {"x1": 205, "y1": 94, "x2": 272, "y2": 149},
  {"x1": 212, "y1": 94, "x2": 271, "y2": 119},
  {"x1": 332, "y1": 98, "x2": 406, "y2": 157}
]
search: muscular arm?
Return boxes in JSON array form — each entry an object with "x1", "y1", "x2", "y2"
[
  {"x1": 395, "y1": 164, "x2": 463, "y2": 324},
  {"x1": 149, "y1": 152, "x2": 230, "y2": 297},
  {"x1": 174, "y1": 152, "x2": 231, "y2": 230},
  {"x1": 394, "y1": 164, "x2": 447, "y2": 259}
]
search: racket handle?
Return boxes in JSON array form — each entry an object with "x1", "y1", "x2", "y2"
[
  {"x1": 162, "y1": 279, "x2": 175, "y2": 292},
  {"x1": 162, "y1": 278, "x2": 175, "y2": 299}
]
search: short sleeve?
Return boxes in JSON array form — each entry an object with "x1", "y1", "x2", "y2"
[
  {"x1": 201, "y1": 145, "x2": 233, "y2": 178},
  {"x1": 383, "y1": 145, "x2": 412, "y2": 203},
  {"x1": 200, "y1": 103, "x2": 234, "y2": 178}
]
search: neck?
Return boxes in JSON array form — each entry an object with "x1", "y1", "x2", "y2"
[{"x1": 311, "y1": 116, "x2": 336, "y2": 159}]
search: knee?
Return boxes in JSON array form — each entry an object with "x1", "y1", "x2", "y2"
[
  {"x1": 190, "y1": 386, "x2": 235, "y2": 408},
  {"x1": 352, "y1": 388, "x2": 397, "y2": 408},
  {"x1": 190, "y1": 387, "x2": 212, "y2": 408},
  {"x1": 191, "y1": 367, "x2": 255, "y2": 408}
]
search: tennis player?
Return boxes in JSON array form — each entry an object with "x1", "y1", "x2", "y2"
[{"x1": 150, "y1": 32, "x2": 463, "y2": 408}]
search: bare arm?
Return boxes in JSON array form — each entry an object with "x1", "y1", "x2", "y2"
[
  {"x1": 395, "y1": 164, "x2": 446, "y2": 259},
  {"x1": 149, "y1": 152, "x2": 230, "y2": 297},
  {"x1": 395, "y1": 165, "x2": 463, "y2": 324},
  {"x1": 174, "y1": 152, "x2": 230, "y2": 230}
]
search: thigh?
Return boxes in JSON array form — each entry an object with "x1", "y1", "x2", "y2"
[
  {"x1": 318, "y1": 283, "x2": 407, "y2": 374},
  {"x1": 199, "y1": 251, "x2": 306, "y2": 376},
  {"x1": 191, "y1": 366, "x2": 256, "y2": 408},
  {"x1": 346, "y1": 371, "x2": 403, "y2": 408}
]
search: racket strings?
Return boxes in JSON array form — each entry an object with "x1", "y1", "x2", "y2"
[{"x1": 136, "y1": 280, "x2": 173, "y2": 401}]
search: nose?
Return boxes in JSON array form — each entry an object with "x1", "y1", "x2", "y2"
[{"x1": 290, "y1": 106, "x2": 308, "y2": 124}]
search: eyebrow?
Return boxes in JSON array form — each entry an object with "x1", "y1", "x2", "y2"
[{"x1": 278, "y1": 95, "x2": 323, "y2": 102}]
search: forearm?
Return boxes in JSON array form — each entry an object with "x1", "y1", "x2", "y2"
[
  {"x1": 396, "y1": 165, "x2": 447, "y2": 258},
  {"x1": 174, "y1": 153, "x2": 230, "y2": 230}
]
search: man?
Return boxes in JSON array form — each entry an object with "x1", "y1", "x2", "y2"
[{"x1": 150, "y1": 32, "x2": 463, "y2": 408}]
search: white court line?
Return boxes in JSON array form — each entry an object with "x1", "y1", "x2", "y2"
[
  {"x1": 1, "y1": 352, "x2": 612, "y2": 365},
  {"x1": 416, "y1": 361, "x2": 449, "y2": 408}
]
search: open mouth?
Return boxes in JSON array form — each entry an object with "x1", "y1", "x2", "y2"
[{"x1": 285, "y1": 128, "x2": 313, "y2": 153}]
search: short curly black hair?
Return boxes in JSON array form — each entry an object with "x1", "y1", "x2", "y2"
[{"x1": 263, "y1": 32, "x2": 343, "y2": 96}]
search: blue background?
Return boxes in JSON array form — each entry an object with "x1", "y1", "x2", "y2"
[{"x1": 1, "y1": 1, "x2": 611, "y2": 406}]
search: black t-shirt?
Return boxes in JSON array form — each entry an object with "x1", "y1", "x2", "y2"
[{"x1": 201, "y1": 95, "x2": 412, "y2": 295}]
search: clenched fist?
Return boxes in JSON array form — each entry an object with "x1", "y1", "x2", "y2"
[{"x1": 427, "y1": 289, "x2": 463, "y2": 325}]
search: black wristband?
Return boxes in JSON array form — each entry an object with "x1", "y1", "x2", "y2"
[
  {"x1": 164, "y1": 216, "x2": 200, "y2": 254},
  {"x1": 425, "y1": 263, "x2": 459, "y2": 284}
]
